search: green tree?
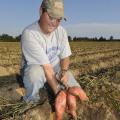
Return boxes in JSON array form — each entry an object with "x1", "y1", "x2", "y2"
[
  {"x1": 109, "y1": 36, "x2": 113, "y2": 41},
  {"x1": 68, "y1": 36, "x2": 72, "y2": 42}
]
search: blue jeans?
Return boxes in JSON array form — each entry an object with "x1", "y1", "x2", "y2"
[{"x1": 22, "y1": 64, "x2": 80, "y2": 103}]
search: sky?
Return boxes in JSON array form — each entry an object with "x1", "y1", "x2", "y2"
[{"x1": 0, "y1": 0, "x2": 120, "y2": 39}]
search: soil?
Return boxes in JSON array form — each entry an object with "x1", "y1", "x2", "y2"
[{"x1": 0, "y1": 66, "x2": 120, "y2": 120}]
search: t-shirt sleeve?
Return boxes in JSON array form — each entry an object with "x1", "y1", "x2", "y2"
[
  {"x1": 21, "y1": 29, "x2": 50, "y2": 65},
  {"x1": 59, "y1": 28, "x2": 72, "y2": 59}
]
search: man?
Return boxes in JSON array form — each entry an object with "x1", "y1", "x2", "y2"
[{"x1": 21, "y1": 0, "x2": 80, "y2": 103}]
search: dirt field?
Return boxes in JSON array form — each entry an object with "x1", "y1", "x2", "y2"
[{"x1": 0, "y1": 41, "x2": 120, "y2": 120}]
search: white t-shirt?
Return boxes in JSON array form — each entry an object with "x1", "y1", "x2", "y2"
[{"x1": 21, "y1": 21, "x2": 71, "y2": 68}]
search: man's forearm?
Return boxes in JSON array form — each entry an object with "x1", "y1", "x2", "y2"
[
  {"x1": 42, "y1": 64, "x2": 59, "y2": 94},
  {"x1": 59, "y1": 57, "x2": 70, "y2": 87},
  {"x1": 60, "y1": 57, "x2": 70, "y2": 71}
]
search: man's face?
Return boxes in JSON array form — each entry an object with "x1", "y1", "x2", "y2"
[{"x1": 40, "y1": 10, "x2": 62, "y2": 34}]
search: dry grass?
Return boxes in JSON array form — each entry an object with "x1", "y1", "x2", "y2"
[{"x1": 0, "y1": 41, "x2": 120, "y2": 120}]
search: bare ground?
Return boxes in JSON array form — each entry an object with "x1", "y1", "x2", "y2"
[{"x1": 0, "y1": 66, "x2": 120, "y2": 120}]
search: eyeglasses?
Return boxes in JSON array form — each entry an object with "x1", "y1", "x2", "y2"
[{"x1": 47, "y1": 12, "x2": 62, "y2": 23}]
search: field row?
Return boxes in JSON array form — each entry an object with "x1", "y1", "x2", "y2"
[{"x1": 0, "y1": 42, "x2": 120, "y2": 76}]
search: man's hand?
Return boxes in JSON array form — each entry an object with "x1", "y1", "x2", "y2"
[
  {"x1": 60, "y1": 57, "x2": 70, "y2": 88},
  {"x1": 68, "y1": 86, "x2": 89, "y2": 101}
]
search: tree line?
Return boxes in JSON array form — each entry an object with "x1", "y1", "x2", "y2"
[
  {"x1": 0, "y1": 34, "x2": 21, "y2": 42},
  {"x1": 68, "y1": 36, "x2": 120, "y2": 42},
  {"x1": 0, "y1": 34, "x2": 120, "y2": 42}
]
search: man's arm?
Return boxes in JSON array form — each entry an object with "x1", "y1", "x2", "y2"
[
  {"x1": 42, "y1": 64, "x2": 59, "y2": 94},
  {"x1": 60, "y1": 57, "x2": 70, "y2": 71},
  {"x1": 60, "y1": 57, "x2": 70, "y2": 86},
  {"x1": 42, "y1": 57, "x2": 70, "y2": 94}
]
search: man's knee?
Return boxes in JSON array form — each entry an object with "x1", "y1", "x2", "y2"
[
  {"x1": 24, "y1": 64, "x2": 46, "y2": 83},
  {"x1": 67, "y1": 71, "x2": 80, "y2": 87}
]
